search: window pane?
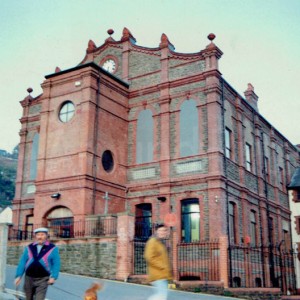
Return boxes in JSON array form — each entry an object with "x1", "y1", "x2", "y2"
[
  {"x1": 229, "y1": 202, "x2": 236, "y2": 244},
  {"x1": 29, "y1": 133, "x2": 39, "y2": 180},
  {"x1": 245, "y1": 143, "x2": 252, "y2": 171},
  {"x1": 181, "y1": 199, "x2": 200, "y2": 242},
  {"x1": 180, "y1": 100, "x2": 199, "y2": 157},
  {"x1": 225, "y1": 128, "x2": 231, "y2": 158},
  {"x1": 136, "y1": 109, "x2": 153, "y2": 163},
  {"x1": 59, "y1": 101, "x2": 75, "y2": 123}
]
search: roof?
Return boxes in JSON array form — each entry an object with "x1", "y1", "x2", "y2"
[
  {"x1": 288, "y1": 168, "x2": 300, "y2": 189},
  {"x1": 45, "y1": 62, "x2": 129, "y2": 88}
]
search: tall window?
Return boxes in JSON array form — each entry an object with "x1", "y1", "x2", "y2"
[
  {"x1": 229, "y1": 202, "x2": 237, "y2": 244},
  {"x1": 295, "y1": 216, "x2": 300, "y2": 235},
  {"x1": 264, "y1": 156, "x2": 269, "y2": 181},
  {"x1": 250, "y1": 210, "x2": 257, "y2": 246},
  {"x1": 25, "y1": 215, "x2": 34, "y2": 239},
  {"x1": 225, "y1": 128, "x2": 232, "y2": 159},
  {"x1": 181, "y1": 199, "x2": 200, "y2": 242},
  {"x1": 278, "y1": 167, "x2": 284, "y2": 189},
  {"x1": 135, "y1": 204, "x2": 152, "y2": 238},
  {"x1": 282, "y1": 220, "x2": 290, "y2": 250},
  {"x1": 269, "y1": 217, "x2": 274, "y2": 245},
  {"x1": 180, "y1": 100, "x2": 199, "y2": 157},
  {"x1": 136, "y1": 109, "x2": 153, "y2": 163},
  {"x1": 245, "y1": 143, "x2": 252, "y2": 172},
  {"x1": 29, "y1": 133, "x2": 39, "y2": 180}
]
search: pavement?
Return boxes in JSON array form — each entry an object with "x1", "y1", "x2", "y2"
[{"x1": 0, "y1": 291, "x2": 18, "y2": 300}]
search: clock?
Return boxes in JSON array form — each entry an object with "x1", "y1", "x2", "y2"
[{"x1": 102, "y1": 58, "x2": 116, "y2": 73}]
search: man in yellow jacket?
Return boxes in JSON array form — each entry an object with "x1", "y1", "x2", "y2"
[{"x1": 144, "y1": 223, "x2": 172, "y2": 300}]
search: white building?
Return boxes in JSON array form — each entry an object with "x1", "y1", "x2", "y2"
[
  {"x1": 288, "y1": 167, "x2": 300, "y2": 294},
  {"x1": 0, "y1": 207, "x2": 12, "y2": 224}
]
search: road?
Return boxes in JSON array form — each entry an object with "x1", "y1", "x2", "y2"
[{"x1": 6, "y1": 265, "x2": 241, "y2": 300}]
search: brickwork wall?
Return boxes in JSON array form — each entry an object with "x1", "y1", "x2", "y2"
[
  {"x1": 169, "y1": 60, "x2": 205, "y2": 80},
  {"x1": 129, "y1": 51, "x2": 161, "y2": 78}
]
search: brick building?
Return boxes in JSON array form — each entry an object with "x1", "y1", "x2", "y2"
[{"x1": 12, "y1": 28, "x2": 300, "y2": 295}]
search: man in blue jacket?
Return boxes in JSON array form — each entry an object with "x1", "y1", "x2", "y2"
[{"x1": 15, "y1": 227, "x2": 60, "y2": 300}]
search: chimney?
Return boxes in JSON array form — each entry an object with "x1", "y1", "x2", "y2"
[{"x1": 244, "y1": 83, "x2": 259, "y2": 111}]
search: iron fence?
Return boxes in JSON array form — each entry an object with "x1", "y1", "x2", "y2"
[
  {"x1": 132, "y1": 236, "x2": 172, "y2": 275},
  {"x1": 177, "y1": 240, "x2": 220, "y2": 281},
  {"x1": 229, "y1": 244, "x2": 296, "y2": 295},
  {"x1": 8, "y1": 217, "x2": 117, "y2": 241}
]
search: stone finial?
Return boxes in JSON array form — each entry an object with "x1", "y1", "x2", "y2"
[
  {"x1": 244, "y1": 83, "x2": 259, "y2": 111},
  {"x1": 107, "y1": 29, "x2": 114, "y2": 36},
  {"x1": 205, "y1": 33, "x2": 218, "y2": 50},
  {"x1": 27, "y1": 87, "x2": 33, "y2": 94},
  {"x1": 55, "y1": 67, "x2": 61, "y2": 73},
  {"x1": 87, "y1": 39, "x2": 97, "y2": 53},
  {"x1": 121, "y1": 27, "x2": 136, "y2": 43},
  {"x1": 246, "y1": 83, "x2": 254, "y2": 92},
  {"x1": 159, "y1": 33, "x2": 175, "y2": 51},
  {"x1": 207, "y1": 33, "x2": 216, "y2": 42},
  {"x1": 203, "y1": 32, "x2": 223, "y2": 64}
]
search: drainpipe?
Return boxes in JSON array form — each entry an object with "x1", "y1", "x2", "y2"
[
  {"x1": 220, "y1": 78, "x2": 232, "y2": 285},
  {"x1": 91, "y1": 76, "x2": 101, "y2": 215},
  {"x1": 260, "y1": 130, "x2": 275, "y2": 286},
  {"x1": 253, "y1": 112, "x2": 266, "y2": 285}
]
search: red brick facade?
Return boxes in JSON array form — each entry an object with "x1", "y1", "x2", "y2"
[{"x1": 12, "y1": 28, "x2": 300, "y2": 294}]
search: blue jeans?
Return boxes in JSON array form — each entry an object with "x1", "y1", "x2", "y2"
[{"x1": 148, "y1": 279, "x2": 168, "y2": 300}]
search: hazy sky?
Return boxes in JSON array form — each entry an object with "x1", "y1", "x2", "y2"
[{"x1": 1, "y1": 0, "x2": 299, "y2": 152}]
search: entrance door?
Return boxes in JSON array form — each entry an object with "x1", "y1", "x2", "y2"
[
  {"x1": 135, "y1": 203, "x2": 152, "y2": 239},
  {"x1": 46, "y1": 207, "x2": 74, "y2": 238}
]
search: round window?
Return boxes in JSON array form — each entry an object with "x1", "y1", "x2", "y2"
[
  {"x1": 102, "y1": 150, "x2": 114, "y2": 172},
  {"x1": 59, "y1": 101, "x2": 75, "y2": 123}
]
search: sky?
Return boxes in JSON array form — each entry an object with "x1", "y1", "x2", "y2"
[{"x1": 0, "y1": 0, "x2": 300, "y2": 152}]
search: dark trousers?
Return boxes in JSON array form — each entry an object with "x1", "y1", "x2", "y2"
[{"x1": 24, "y1": 275, "x2": 49, "y2": 300}]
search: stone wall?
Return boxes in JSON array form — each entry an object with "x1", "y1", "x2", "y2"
[{"x1": 7, "y1": 238, "x2": 117, "y2": 279}]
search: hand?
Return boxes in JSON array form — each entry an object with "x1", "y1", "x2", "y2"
[
  {"x1": 14, "y1": 277, "x2": 21, "y2": 286},
  {"x1": 48, "y1": 278, "x2": 55, "y2": 285}
]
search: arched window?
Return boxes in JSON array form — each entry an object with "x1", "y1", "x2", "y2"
[
  {"x1": 29, "y1": 133, "x2": 39, "y2": 180},
  {"x1": 136, "y1": 109, "x2": 153, "y2": 163},
  {"x1": 255, "y1": 277, "x2": 262, "y2": 287},
  {"x1": 47, "y1": 207, "x2": 74, "y2": 238},
  {"x1": 180, "y1": 99, "x2": 199, "y2": 157},
  {"x1": 233, "y1": 277, "x2": 241, "y2": 287},
  {"x1": 181, "y1": 199, "x2": 200, "y2": 242}
]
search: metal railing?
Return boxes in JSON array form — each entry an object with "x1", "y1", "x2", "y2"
[
  {"x1": 177, "y1": 240, "x2": 220, "y2": 281},
  {"x1": 229, "y1": 244, "x2": 296, "y2": 295},
  {"x1": 8, "y1": 217, "x2": 117, "y2": 241}
]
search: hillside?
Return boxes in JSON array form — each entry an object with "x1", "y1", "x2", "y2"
[{"x1": 0, "y1": 155, "x2": 17, "y2": 207}]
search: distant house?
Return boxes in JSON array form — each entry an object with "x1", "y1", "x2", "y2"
[
  {"x1": 288, "y1": 166, "x2": 300, "y2": 294},
  {"x1": 0, "y1": 206, "x2": 12, "y2": 223}
]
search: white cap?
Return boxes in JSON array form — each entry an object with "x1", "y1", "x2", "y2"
[{"x1": 34, "y1": 227, "x2": 48, "y2": 234}]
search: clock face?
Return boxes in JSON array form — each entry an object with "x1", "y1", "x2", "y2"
[{"x1": 102, "y1": 59, "x2": 116, "y2": 73}]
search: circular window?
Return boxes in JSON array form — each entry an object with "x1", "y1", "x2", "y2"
[
  {"x1": 59, "y1": 101, "x2": 75, "y2": 123},
  {"x1": 102, "y1": 150, "x2": 114, "y2": 172}
]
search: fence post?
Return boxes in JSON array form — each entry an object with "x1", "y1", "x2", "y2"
[
  {"x1": 219, "y1": 235, "x2": 229, "y2": 288},
  {"x1": 116, "y1": 213, "x2": 135, "y2": 281},
  {"x1": 0, "y1": 223, "x2": 9, "y2": 292}
]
